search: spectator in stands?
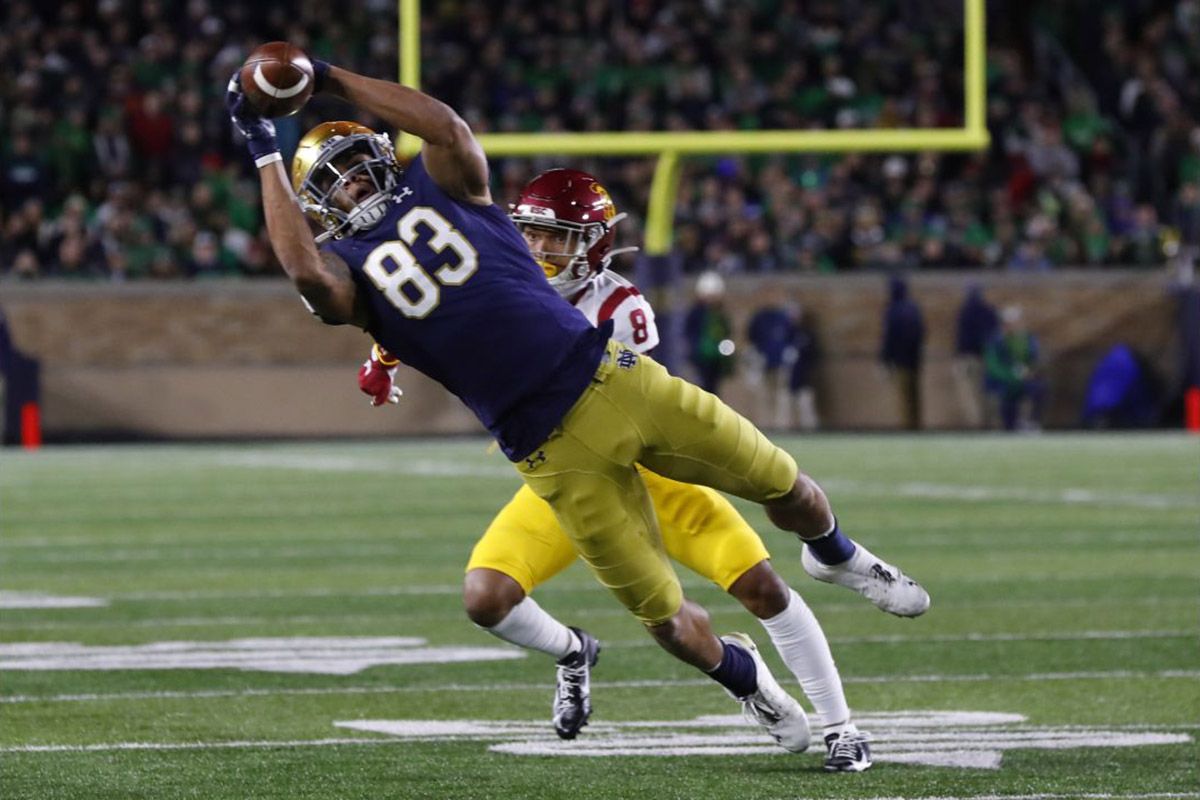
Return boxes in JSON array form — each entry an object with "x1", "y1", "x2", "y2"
[
  {"x1": 879, "y1": 275, "x2": 925, "y2": 430},
  {"x1": 685, "y1": 271, "x2": 736, "y2": 396},
  {"x1": 984, "y1": 305, "x2": 1046, "y2": 432},
  {"x1": 747, "y1": 299, "x2": 822, "y2": 431},
  {"x1": 747, "y1": 299, "x2": 796, "y2": 428},
  {"x1": 2, "y1": 132, "x2": 52, "y2": 214},
  {"x1": 1172, "y1": 182, "x2": 1200, "y2": 254},
  {"x1": 92, "y1": 108, "x2": 133, "y2": 183},
  {"x1": 0, "y1": 0, "x2": 1193, "y2": 278},
  {"x1": 787, "y1": 305, "x2": 821, "y2": 432},
  {"x1": 953, "y1": 283, "x2": 999, "y2": 428}
]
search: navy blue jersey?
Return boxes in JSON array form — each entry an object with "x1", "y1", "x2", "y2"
[{"x1": 323, "y1": 156, "x2": 610, "y2": 461}]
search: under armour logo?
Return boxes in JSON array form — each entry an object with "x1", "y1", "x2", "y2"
[
  {"x1": 616, "y1": 349, "x2": 638, "y2": 370},
  {"x1": 396, "y1": 186, "x2": 414, "y2": 203},
  {"x1": 524, "y1": 450, "x2": 547, "y2": 470}
]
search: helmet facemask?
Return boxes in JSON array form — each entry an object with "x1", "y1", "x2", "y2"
[
  {"x1": 514, "y1": 218, "x2": 602, "y2": 296},
  {"x1": 513, "y1": 212, "x2": 630, "y2": 298},
  {"x1": 297, "y1": 133, "x2": 401, "y2": 242}
]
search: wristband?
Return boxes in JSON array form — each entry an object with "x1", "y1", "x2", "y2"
[
  {"x1": 312, "y1": 59, "x2": 332, "y2": 93},
  {"x1": 255, "y1": 152, "x2": 283, "y2": 169}
]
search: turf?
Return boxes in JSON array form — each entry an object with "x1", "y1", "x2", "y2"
[{"x1": 1, "y1": 434, "x2": 1197, "y2": 799}]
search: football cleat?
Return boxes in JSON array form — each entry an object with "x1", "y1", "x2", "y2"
[
  {"x1": 801, "y1": 541, "x2": 930, "y2": 617},
  {"x1": 720, "y1": 632, "x2": 811, "y2": 752},
  {"x1": 823, "y1": 724, "x2": 873, "y2": 772},
  {"x1": 552, "y1": 627, "x2": 600, "y2": 740}
]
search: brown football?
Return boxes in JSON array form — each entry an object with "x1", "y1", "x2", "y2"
[{"x1": 239, "y1": 42, "x2": 314, "y2": 118}]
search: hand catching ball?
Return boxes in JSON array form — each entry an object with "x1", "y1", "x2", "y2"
[{"x1": 239, "y1": 42, "x2": 315, "y2": 118}]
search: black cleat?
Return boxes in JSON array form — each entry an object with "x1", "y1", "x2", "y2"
[
  {"x1": 552, "y1": 627, "x2": 600, "y2": 739},
  {"x1": 823, "y1": 725, "x2": 873, "y2": 772}
]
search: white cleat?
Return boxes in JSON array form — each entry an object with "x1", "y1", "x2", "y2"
[
  {"x1": 720, "y1": 632, "x2": 810, "y2": 752},
  {"x1": 801, "y1": 541, "x2": 930, "y2": 617}
]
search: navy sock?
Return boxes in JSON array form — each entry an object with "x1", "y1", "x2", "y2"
[
  {"x1": 707, "y1": 641, "x2": 758, "y2": 698},
  {"x1": 805, "y1": 520, "x2": 857, "y2": 565}
]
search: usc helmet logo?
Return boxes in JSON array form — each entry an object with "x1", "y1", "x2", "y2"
[{"x1": 589, "y1": 182, "x2": 616, "y2": 221}]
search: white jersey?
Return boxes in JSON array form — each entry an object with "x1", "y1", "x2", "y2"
[{"x1": 572, "y1": 271, "x2": 659, "y2": 354}]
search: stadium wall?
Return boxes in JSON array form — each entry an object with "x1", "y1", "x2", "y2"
[{"x1": 0, "y1": 271, "x2": 1177, "y2": 440}]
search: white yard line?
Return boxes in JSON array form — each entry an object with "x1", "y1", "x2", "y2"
[
  {"x1": 819, "y1": 478, "x2": 1198, "y2": 510},
  {"x1": 4, "y1": 528, "x2": 1194, "y2": 558},
  {"x1": 3, "y1": 582, "x2": 1190, "y2": 608},
  {"x1": 113, "y1": 584, "x2": 472, "y2": 600},
  {"x1": 215, "y1": 453, "x2": 516, "y2": 479},
  {"x1": 8, "y1": 451, "x2": 1195, "y2": 509},
  {"x1": 814, "y1": 795, "x2": 1200, "y2": 800},
  {"x1": 3, "y1": 670, "x2": 1198, "y2": 705},
  {"x1": 3, "y1": 544, "x2": 424, "y2": 565},
  {"x1": 832, "y1": 630, "x2": 1195, "y2": 644},
  {"x1": 1, "y1": 737, "x2": 399, "y2": 753},
  {"x1": 823, "y1": 795, "x2": 1200, "y2": 800}
]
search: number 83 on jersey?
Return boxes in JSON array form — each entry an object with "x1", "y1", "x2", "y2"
[{"x1": 362, "y1": 206, "x2": 479, "y2": 319}]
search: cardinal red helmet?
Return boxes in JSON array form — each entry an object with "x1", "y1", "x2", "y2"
[{"x1": 510, "y1": 168, "x2": 629, "y2": 297}]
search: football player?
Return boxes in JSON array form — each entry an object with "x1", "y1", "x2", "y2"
[
  {"x1": 226, "y1": 55, "x2": 928, "y2": 763},
  {"x1": 358, "y1": 168, "x2": 908, "y2": 770}
]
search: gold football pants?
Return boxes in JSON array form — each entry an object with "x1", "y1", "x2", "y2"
[
  {"x1": 514, "y1": 340, "x2": 797, "y2": 625},
  {"x1": 467, "y1": 467, "x2": 772, "y2": 597}
]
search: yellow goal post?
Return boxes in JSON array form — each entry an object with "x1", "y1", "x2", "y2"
[{"x1": 396, "y1": 0, "x2": 989, "y2": 255}]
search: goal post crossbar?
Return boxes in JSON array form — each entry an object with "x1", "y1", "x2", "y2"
[{"x1": 397, "y1": 0, "x2": 989, "y2": 254}]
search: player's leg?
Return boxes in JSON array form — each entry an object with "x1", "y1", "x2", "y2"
[
  {"x1": 796, "y1": 386, "x2": 820, "y2": 431},
  {"x1": 464, "y1": 487, "x2": 599, "y2": 739},
  {"x1": 518, "y1": 370, "x2": 809, "y2": 752},
  {"x1": 464, "y1": 485, "x2": 582, "y2": 652},
  {"x1": 728, "y1": 563, "x2": 871, "y2": 771},
  {"x1": 726, "y1": 563, "x2": 849, "y2": 726},
  {"x1": 616, "y1": 348, "x2": 929, "y2": 617},
  {"x1": 644, "y1": 468, "x2": 867, "y2": 768}
]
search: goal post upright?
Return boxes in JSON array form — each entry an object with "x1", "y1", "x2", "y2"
[{"x1": 396, "y1": 0, "x2": 422, "y2": 158}]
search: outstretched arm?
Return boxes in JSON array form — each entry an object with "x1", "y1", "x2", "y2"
[
  {"x1": 226, "y1": 74, "x2": 367, "y2": 327},
  {"x1": 321, "y1": 65, "x2": 490, "y2": 205},
  {"x1": 259, "y1": 158, "x2": 368, "y2": 327}
]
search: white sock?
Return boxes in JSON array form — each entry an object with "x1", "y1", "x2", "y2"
[
  {"x1": 759, "y1": 588, "x2": 851, "y2": 732},
  {"x1": 484, "y1": 596, "x2": 581, "y2": 660}
]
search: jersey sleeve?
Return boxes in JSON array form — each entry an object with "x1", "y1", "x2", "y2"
[{"x1": 603, "y1": 291, "x2": 659, "y2": 354}]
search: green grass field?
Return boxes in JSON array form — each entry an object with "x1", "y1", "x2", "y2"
[{"x1": 1, "y1": 434, "x2": 1196, "y2": 800}]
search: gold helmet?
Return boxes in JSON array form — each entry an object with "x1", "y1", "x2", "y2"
[{"x1": 291, "y1": 121, "x2": 403, "y2": 241}]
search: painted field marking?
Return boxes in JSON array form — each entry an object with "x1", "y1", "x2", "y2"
[
  {"x1": 0, "y1": 636, "x2": 524, "y2": 675},
  {"x1": 3, "y1": 711, "x2": 1192, "y2": 773},
  {"x1": 84, "y1": 590, "x2": 1200, "y2": 610},
  {"x1": 821, "y1": 478, "x2": 1198, "y2": 510},
  {"x1": 4, "y1": 671, "x2": 1198, "y2": 705},
  {"x1": 0, "y1": 592, "x2": 107, "y2": 609},
  {"x1": 2, "y1": 543, "x2": 419, "y2": 565},
  {"x1": 2, "y1": 737, "x2": 392, "y2": 754},
  {"x1": 842, "y1": 794, "x2": 1199, "y2": 800},
  {"x1": 216, "y1": 453, "x2": 516, "y2": 478},
  {"x1": 205, "y1": 454, "x2": 1199, "y2": 509},
  {"x1": 335, "y1": 710, "x2": 1193, "y2": 769}
]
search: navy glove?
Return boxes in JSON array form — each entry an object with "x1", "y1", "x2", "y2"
[
  {"x1": 225, "y1": 73, "x2": 280, "y2": 168},
  {"x1": 311, "y1": 58, "x2": 331, "y2": 93}
]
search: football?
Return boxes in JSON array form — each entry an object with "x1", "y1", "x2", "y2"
[{"x1": 239, "y1": 42, "x2": 314, "y2": 118}]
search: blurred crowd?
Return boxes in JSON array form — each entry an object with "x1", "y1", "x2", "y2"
[{"x1": 1, "y1": 0, "x2": 1197, "y2": 280}]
